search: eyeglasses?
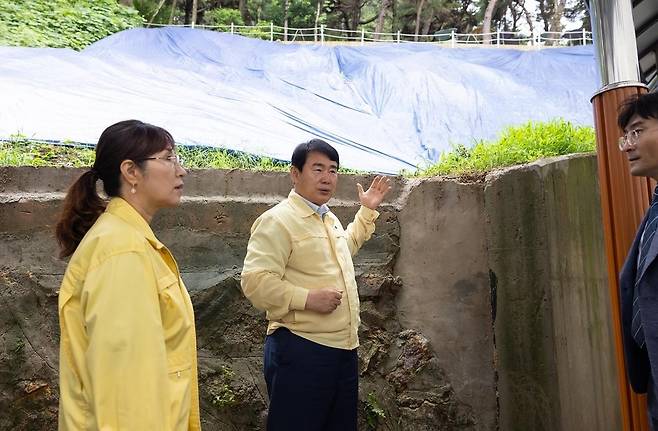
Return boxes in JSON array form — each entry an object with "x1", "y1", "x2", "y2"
[
  {"x1": 618, "y1": 127, "x2": 658, "y2": 151},
  {"x1": 140, "y1": 154, "x2": 184, "y2": 167}
]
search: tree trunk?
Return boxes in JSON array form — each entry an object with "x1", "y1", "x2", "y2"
[
  {"x1": 374, "y1": 0, "x2": 390, "y2": 39},
  {"x1": 509, "y1": 3, "x2": 519, "y2": 32},
  {"x1": 414, "y1": 0, "x2": 425, "y2": 41},
  {"x1": 537, "y1": 0, "x2": 551, "y2": 32},
  {"x1": 482, "y1": 0, "x2": 498, "y2": 44},
  {"x1": 169, "y1": 0, "x2": 179, "y2": 24},
  {"x1": 283, "y1": 0, "x2": 290, "y2": 40},
  {"x1": 239, "y1": 0, "x2": 250, "y2": 24},
  {"x1": 548, "y1": 0, "x2": 566, "y2": 45},
  {"x1": 148, "y1": 0, "x2": 167, "y2": 26},
  {"x1": 421, "y1": 12, "x2": 432, "y2": 36},
  {"x1": 349, "y1": 0, "x2": 361, "y2": 31},
  {"x1": 184, "y1": 0, "x2": 191, "y2": 24},
  {"x1": 191, "y1": 0, "x2": 198, "y2": 26},
  {"x1": 515, "y1": 0, "x2": 534, "y2": 35},
  {"x1": 315, "y1": 0, "x2": 322, "y2": 32}
]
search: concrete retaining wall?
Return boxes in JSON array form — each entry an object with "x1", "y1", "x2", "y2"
[
  {"x1": 486, "y1": 155, "x2": 621, "y2": 431},
  {"x1": 0, "y1": 154, "x2": 620, "y2": 430}
]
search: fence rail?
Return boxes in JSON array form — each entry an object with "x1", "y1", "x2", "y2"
[{"x1": 149, "y1": 23, "x2": 593, "y2": 47}]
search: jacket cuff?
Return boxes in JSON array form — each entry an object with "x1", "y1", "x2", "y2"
[
  {"x1": 357, "y1": 206, "x2": 380, "y2": 222},
  {"x1": 290, "y1": 286, "x2": 309, "y2": 311}
]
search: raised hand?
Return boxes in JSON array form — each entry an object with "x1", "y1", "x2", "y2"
[{"x1": 357, "y1": 176, "x2": 392, "y2": 210}]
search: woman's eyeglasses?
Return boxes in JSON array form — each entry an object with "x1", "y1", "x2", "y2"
[{"x1": 140, "y1": 154, "x2": 184, "y2": 167}]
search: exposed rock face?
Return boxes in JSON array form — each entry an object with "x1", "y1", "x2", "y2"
[
  {"x1": 0, "y1": 268, "x2": 60, "y2": 429},
  {"x1": 0, "y1": 156, "x2": 620, "y2": 430}
]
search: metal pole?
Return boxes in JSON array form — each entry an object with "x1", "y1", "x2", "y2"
[
  {"x1": 451, "y1": 30, "x2": 455, "y2": 48},
  {"x1": 361, "y1": 28, "x2": 365, "y2": 45},
  {"x1": 270, "y1": 22, "x2": 274, "y2": 41},
  {"x1": 397, "y1": 30, "x2": 401, "y2": 43},
  {"x1": 320, "y1": 24, "x2": 325, "y2": 45}
]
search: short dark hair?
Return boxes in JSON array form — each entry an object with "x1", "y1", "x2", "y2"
[
  {"x1": 291, "y1": 139, "x2": 339, "y2": 171},
  {"x1": 618, "y1": 92, "x2": 658, "y2": 129}
]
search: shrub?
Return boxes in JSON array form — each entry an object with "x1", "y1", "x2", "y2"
[
  {"x1": 0, "y1": 0, "x2": 143, "y2": 50},
  {"x1": 205, "y1": 8, "x2": 244, "y2": 27},
  {"x1": 237, "y1": 20, "x2": 274, "y2": 40},
  {"x1": 417, "y1": 120, "x2": 596, "y2": 176}
]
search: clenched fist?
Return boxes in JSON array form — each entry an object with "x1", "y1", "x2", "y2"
[{"x1": 305, "y1": 288, "x2": 343, "y2": 313}]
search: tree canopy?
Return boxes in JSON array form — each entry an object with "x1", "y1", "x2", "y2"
[{"x1": 0, "y1": 0, "x2": 588, "y2": 50}]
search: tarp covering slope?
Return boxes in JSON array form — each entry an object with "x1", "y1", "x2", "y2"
[{"x1": 0, "y1": 27, "x2": 599, "y2": 173}]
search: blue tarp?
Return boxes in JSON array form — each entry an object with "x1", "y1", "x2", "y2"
[{"x1": 0, "y1": 27, "x2": 599, "y2": 173}]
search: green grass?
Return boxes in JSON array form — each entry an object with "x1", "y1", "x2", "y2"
[
  {"x1": 2, "y1": 120, "x2": 596, "y2": 176},
  {"x1": 177, "y1": 146, "x2": 289, "y2": 171},
  {"x1": 0, "y1": 134, "x2": 290, "y2": 171},
  {"x1": 0, "y1": 135, "x2": 95, "y2": 167},
  {"x1": 415, "y1": 120, "x2": 596, "y2": 177},
  {"x1": 0, "y1": 134, "x2": 351, "y2": 173}
]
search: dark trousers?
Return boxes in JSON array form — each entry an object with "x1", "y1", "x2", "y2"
[{"x1": 263, "y1": 328, "x2": 358, "y2": 431}]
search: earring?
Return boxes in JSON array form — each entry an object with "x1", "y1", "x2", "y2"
[{"x1": 131, "y1": 184, "x2": 136, "y2": 194}]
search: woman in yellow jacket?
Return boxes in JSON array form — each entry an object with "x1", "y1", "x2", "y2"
[{"x1": 55, "y1": 120, "x2": 201, "y2": 430}]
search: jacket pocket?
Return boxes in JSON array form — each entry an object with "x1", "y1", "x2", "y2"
[
  {"x1": 279, "y1": 310, "x2": 296, "y2": 324},
  {"x1": 289, "y1": 233, "x2": 331, "y2": 266},
  {"x1": 157, "y1": 273, "x2": 179, "y2": 294}
]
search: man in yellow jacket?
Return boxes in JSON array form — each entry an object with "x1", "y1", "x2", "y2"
[{"x1": 241, "y1": 139, "x2": 391, "y2": 431}]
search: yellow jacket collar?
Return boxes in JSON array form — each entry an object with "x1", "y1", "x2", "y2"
[
  {"x1": 105, "y1": 197, "x2": 165, "y2": 249},
  {"x1": 288, "y1": 189, "x2": 333, "y2": 219}
]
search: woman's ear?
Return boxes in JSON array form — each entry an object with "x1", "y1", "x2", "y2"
[{"x1": 119, "y1": 159, "x2": 142, "y2": 191}]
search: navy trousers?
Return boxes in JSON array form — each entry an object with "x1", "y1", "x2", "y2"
[{"x1": 263, "y1": 328, "x2": 358, "y2": 431}]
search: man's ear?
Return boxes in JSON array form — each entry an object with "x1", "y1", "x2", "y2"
[{"x1": 290, "y1": 165, "x2": 300, "y2": 185}]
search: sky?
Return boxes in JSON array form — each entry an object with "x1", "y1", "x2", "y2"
[{"x1": 510, "y1": 0, "x2": 587, "y2": 34}]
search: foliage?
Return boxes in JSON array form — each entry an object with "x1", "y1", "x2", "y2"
[
  {"x1": 237, "y1": 20, "x2": 275, "y2": 39},
  {"x1": 210, "y1": 365, "x2": 236, "y2": 408},
  {"x1": 0, "y1": 0, "x2": 143, "y2": 50},
  {"x1": 133, "y1": 0, "x2": 175, "y2": 24},
  {"x1": 0, "y1": 0, "x2": 589, "y2": 49},
  {"x1": 177, "y1": 146, "x2": 289, "y2": 171},
  {"x1": 0, "y1": 136, "x2": 292, "y2": 171},
  {"x1": 2, "y1": 121, "x2": 596, "y2": 176},
  {"x1": 0, "y1": 134, "x2": 95, "y2": 167},
  {"x1": 261, "y1": 0, "x2": 318, "y2": 29},
  {"x1": 416, "y1": 120, "x2": 596, "y2": 177},
  {"x1": 364, "y1": 392, "x2": 386, "y2": 429},
  {"x1": 205, "y1": 8, "x2": 245, "y2": 26}
]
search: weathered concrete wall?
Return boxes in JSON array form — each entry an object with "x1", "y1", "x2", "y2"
[
  {"x1": 486, "y1": 154, "x2": 621, "y2": 431},
  {"x1": 394, "y1": 179, "x2": 495, "y2": 430},
  {"x1": 0, "y1": 155, "x2": 620, "y2": 430}
]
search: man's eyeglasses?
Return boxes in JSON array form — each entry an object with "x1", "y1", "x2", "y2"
[
  {"x1": 618, "y1": 130, "x2": 642, "y2": 151},
  {"x1": 618, "y1": 127, "x2": 658, "y2": 151},
  {"x1": 140, "y1": 154, "x2": 184, "y2": 167}
]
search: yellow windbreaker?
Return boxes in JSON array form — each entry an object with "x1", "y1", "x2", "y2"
[
  {"x1": 58, "y1": 198, "x2": 201, "y2": 430},
  {"x1": 241, "y1": 190, "x2": 379, "y2": 350}
]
